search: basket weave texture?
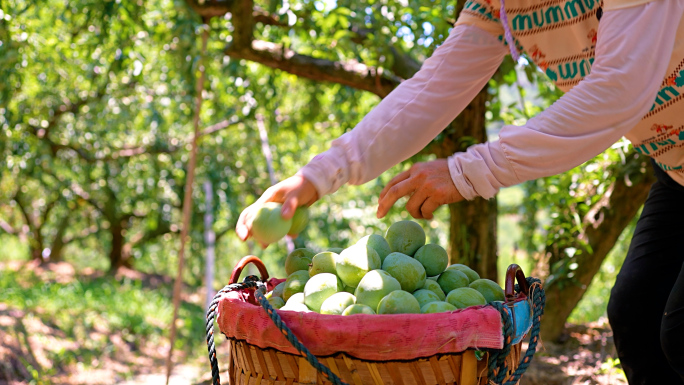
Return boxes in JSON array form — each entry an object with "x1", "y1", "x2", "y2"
[{"x1": 227, "y1": 339, "x2": 522, "y2": 385}]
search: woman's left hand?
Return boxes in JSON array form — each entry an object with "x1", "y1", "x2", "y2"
[{"x1": 377, "y1": 159, "x2": 465, "y2": 220}]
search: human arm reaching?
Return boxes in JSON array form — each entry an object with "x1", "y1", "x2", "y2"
[
  {"x1": 297, "y1": 24, "x2": 508, "y2": 198},
  {"x1": 378, "y1": 0, "x2": 684, "y2": 217},
  {"x1": 236, "y1": 22, "x2": 508, "y2": 241}
]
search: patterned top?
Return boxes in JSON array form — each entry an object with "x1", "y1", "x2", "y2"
[{"x1": 456, "y1": 0, "x2": 684, "y2": 178}]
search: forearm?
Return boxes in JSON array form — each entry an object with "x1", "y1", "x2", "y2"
[
  {"x1": 299, "y1": 24, "x2": 508, "y2": 197},
  {"x1": 449, "y1": 0, "x2": 684, "y2": 200}
]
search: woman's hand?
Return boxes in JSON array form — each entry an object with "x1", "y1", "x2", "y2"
[
  {"x1": 236, "y1": 175, "x2": 319, "y2": 242},
  {"x1": 377, "y1": 159, "x2": 464, "y2": 220}
]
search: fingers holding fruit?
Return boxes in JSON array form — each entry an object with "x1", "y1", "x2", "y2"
[
  {"x1": 287, "y1": 205, "x2": 310, "y2": 238},
  {"x1": 236, "y1": 203, "x2": 258, "y2": 241},
  {"x1": 238, "y1": 202, "x2": 311, "y2": 247},
  {"x1": 235, "y1": 175, "x2": 318, "y2": 245},
  {"x1": 377, "y1": 159, "x2": 465, "y2": 219},
  {"x1": 256, "y1": 175, "x2": 318, "y2": 218}
]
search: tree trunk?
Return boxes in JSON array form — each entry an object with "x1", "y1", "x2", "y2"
[
  {"x1": 30, "y1": 244, "x2": 42, "y2": 261},
  {"x1": 429, "y1": 87, "x2": 498, "y2": 281},
  {"x1": 540, "y1": 155, "x2": 656, "y2": 341},
  {"x1": 448, "y1": 198, "x2": 498, "y2": 280},
  {"x1": 108, "y1": 221, "x2": 129, "y2": 272},
  {"x1": 29, "y1": 229, "x2": 44, "y2": 261},
  {"x1": 47, "y1": 216, "x2": 70, "y2": 262}
]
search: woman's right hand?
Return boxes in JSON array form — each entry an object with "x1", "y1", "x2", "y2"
[{"x1": 235, "y1": 175, "x2": 319, "y2": 242}]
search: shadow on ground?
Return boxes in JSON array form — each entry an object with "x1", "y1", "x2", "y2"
[
  {"x1": 0, "y1": 261, "x2": 207, "y2": 385},
  {"x1": 520, "y1": 323, "x2": 626, "y2": 385}
]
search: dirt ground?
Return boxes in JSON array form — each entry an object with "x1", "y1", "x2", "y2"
[{"x1": 520, "y1": 322, "x2": 627, "y2": 385}]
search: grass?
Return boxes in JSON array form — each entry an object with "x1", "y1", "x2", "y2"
[
  {"x1": 0, "y1": 263, "x2": 208, "y2": 384},
  {"x1": 0, "y1": 234, "x2": 29, "y2": 261}
]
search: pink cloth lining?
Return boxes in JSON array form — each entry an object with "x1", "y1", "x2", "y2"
[{"x1": 217, "y1": 278, "x2": 504, "y2": 361}]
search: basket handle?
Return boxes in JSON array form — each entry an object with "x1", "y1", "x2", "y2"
[
  {"x1": 504, "y1": 264, "x2": 529, "y2": 301},
  {"x1": 229, "y1": 255, "x2": 270, "y2": 285}
]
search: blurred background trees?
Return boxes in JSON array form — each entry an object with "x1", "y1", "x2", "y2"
[{"x1": 0, "y1": 0, "x2": 656, "y2": 364}]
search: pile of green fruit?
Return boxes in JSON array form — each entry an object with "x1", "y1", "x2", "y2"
[{"x1": 264, "y1": 219, "x2": 505, "y2": 315}]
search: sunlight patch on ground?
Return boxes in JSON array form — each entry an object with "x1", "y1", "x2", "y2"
[{"x1": 117, "y1": 365, "x2": 202, "y2": 385}]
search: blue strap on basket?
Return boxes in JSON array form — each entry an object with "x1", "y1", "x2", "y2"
[
  {"x1": 487, "y1": 277, "x2": 546, "y2": 385},
  {"x1": 506, "y1": 298, "x2": 532, "y2": 345},
  {"x1": 205, "y1": 276, "x2": 545, "y2": 385}
]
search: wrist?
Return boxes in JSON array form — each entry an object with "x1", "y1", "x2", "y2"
[{"x1": 298, "y1": 175, "x2": 319, "y2": 204}]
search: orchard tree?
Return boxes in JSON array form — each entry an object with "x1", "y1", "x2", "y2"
[{"x1": 0, "y1": 0, "x2": 202, "y2": 270}]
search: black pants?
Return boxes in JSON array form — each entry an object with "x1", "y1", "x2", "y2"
[{"x1": 607, "y1": 160, "x2": 684, "y2": 384}]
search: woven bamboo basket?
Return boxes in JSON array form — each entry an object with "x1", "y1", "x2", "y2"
[
  {"x1": 210, "y1": 256, "x2": 540, "y2": 385},
  {"x1": 227, "y1": 339, "x2": 522, "y2": 385}
]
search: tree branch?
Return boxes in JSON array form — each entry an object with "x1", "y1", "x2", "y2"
[
  {"x1": 109, "y1": 143, "x2": 179, "y2": 159},
  {"x1": 347, "y1": 26, "x2": 422, "y2": 80},
  {"x1": 36, "y1": 117, "x2": 239, "y2": 163},
  {"x1": 39, "y1": 137, "x2": 96, "y2": 162},
  {"x1": 62, "y1": 225, "x2": 99, "y2": 245},
  {"x1": 184, "y1": 0, "x2": 233, "y2": 18},
  {"x1": 47, "y1": 214, "x2": 71, "y2": 261},
  {"x1": 30, "y1": 78, "x2": 111, "y2": 161},
  {"x1": 229, "y1": 0, "x2": 256, "y2": 48},
  {"x1": 199, "y1": 118, "x2": 242, "y2": 137},
  {"x1": 68, "y1": 181, "x2": 105, "y2": 214},
  {"x1": 388, "y1": 46, "x2": 421, "y2": 80},
  {"x1": 41, "y1": 195, "x2": 61, "y2": 228},
  {"x1": 35, "y1": 67, "x2": 115, "y2": 141},
  {"x1": 126, "y1": 217, "x2": 177, "y2": 250},
  {"x1": 253, "y1": 8, "x2": 288, "y2": 27},
  {"x1": 14, "y1": 192, "x2": 35, "y2": 233},
  {"x1": 0, "y1": 218, "x2": 17, "y2": 234},
  {"x1": 186, "y1": 0, "x2": 285, "y2": 27},
  {"x1": 215, "y1": 226, "x2": 234, "y2": 242},
  {"x1": 226, "y1": 40, "x2": 400, "y2": 97},
  {"x1": 184, "y1": 0, "x2": 403, "y2": 97},
  {"x1": 540, "y1": 153, "x2": 656, "y2": 341},
  {"x1": 107, "y1": 118, "x2": 240, "y2": 157}
]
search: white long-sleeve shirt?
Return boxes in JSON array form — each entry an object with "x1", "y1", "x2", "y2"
[{"x1": 299, "y1": 0, "x2": 684, "y2": 200}]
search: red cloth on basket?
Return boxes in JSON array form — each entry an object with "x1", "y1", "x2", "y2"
[{"x1": 217, "y1": 278, "x2": 504, "y2": 361}]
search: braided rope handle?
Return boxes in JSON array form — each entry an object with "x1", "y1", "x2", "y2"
[
  {"x1": 206, "y1": 277, "x2": 261, "y2": 385},
  {"x1": 206, "y1": 255, "x2": 270, "y2": 385},
  {"x1": 488, "y1": 276, "x2": 546, "y2": 385},
  {"x1": 505, "y1": 278, "x2": 545, "y2": 384},
  {"x1": 488, "y1": 302, "x2": 515, "y2": 383},
  {"x1": 205, "y1": 255, "x2": 346, "y2": 385}
]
